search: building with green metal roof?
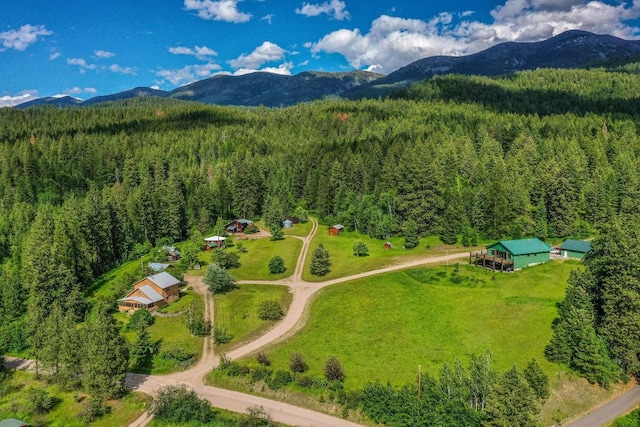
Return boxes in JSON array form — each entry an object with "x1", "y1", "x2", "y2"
[
  {"x1": 485, "y1": 238, "x2": 551, "y2": 270},
  {"x1": 560, "y1": 239, "x2": 592, "y2": 259}
]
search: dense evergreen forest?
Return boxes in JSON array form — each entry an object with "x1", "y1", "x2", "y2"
[{"x1": 2, "y1": 65, "x2": 640, "y2": 407}]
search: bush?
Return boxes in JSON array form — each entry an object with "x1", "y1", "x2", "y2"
[
  {"x1": 268, "y1": 255, "x2": 286, "y2": 274},
  {"x1": 127, "y1": 308, "x2": 154, "y2": 330},
  {"x1": 270, "y1": 227, "x2": 284, "y2": 241},
  {"x1": 79, "y1": 396, "x2": 111, "y2": 423},
  {"x1": 244, "y1": 223, "x2": 259, "y2": 234},
  {"x1": 27, "y1": 386, "x2": 54, "y2": 414},
  {"x1": 256, "y1": 352, "x2": 271, "y2": 366},
  {"x1": 214, "y1": 327, "x2": 233, "y2": 344},
  {"x1": 289, "y1": 352, "x2": 309, "y2": 373},
  {"x1": 324, "y1": 355, "x2": 345, "y2": 382},
  {"x1": 152, "y1": 384, "x2": 213, "y2": 423},
  {"x1": 257, "y1": 300, "x2": 284, "y2": 321},
  {"x1": 250, "y1": 366, "x2": 272, "y2": 383},
  {"x1": 204, "y1": 263, "x2": 236, "y2": 294},
  {"x1": 268, "y1": 370, "x2": 293, "y2": 390},
  {"x1": 212, "y1": 249, "x2": 241, "y2": 269},
  {"x1": 236, "y1": 242, "x2": 248, "y2": 253},
  {"x1": 159, "y1": 346, "x2": 197, "y2": 369},
  {"x1": 310, "y1": 244, "x2": 331, "y2": 276},
  {"x1": 241, "y1": 405, "x2": 272, "y2": 427},
  {"x1": 353, "y1": 241, "x2": 369, "y2": 257}
]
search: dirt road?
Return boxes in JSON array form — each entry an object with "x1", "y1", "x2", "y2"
[{"x1": 564, "y1": 385, "x2": 640, "y2": 427}]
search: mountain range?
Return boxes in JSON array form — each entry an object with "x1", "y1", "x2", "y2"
[{"x1": 16, "y1": 30, "x2": 640, "y2": 109}]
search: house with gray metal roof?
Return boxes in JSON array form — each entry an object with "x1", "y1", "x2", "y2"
[{"x1": 118, "y1": 271, "x2": 181, "y2": 312}]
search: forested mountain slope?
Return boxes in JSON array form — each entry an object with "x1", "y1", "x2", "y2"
[{"x1": 1, "y1": 66, "x2": 640, "y2": 354}]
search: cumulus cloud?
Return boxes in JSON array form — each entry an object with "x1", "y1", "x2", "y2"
[
  {"x1": 64, "y1": 87, "x2": 97, "y2": 95},
  {"x1": 109, "y1": 64, "x2": 136, "y2": 75},
  {"x1": 0, "y1": 24, "x2": 51, "y2": 51},
  {"x1": 0, "y1": 90, "x2": 39, "y2": 107},
  {"x1": 261, "y1": 14, "x2": 275, "y2": 24},
  {"x1": 307, "y1": 1, "x2": 640, "y2": 74},
  {"x1": 296, "y1": 0, "x2": 350, "y2": 20},
  {"x1": 49, "y1": 51, "x2": 61, "y2": 60},
  {"x1": 233, "y1": 62, "x2": 294, "y2": 76},
  {"x1": 228, "y1": 41, "x2": 286, "y2": 69},
  {"x1": 156, "y1": 63, "x2": 222, "y2": 86},
  {"x1": 169, "y1": 45, "x2": 218, "y2": 60},
  {"x1": 67, "y1": 57, "x2": 97, "y2": 73},
  {"x1": 184, "y1": 0, "x2": 252, "y2": 23},
  {"x1": 94, "y1": 49, "x2": 115, "y2": 58}
]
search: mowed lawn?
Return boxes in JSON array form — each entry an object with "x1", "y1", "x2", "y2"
[
  {"x1": 260, "y1": 260, "x2": 578, "y2": 388},
  {"x1": 303, "y1": 227, "x2": 471, "y2": 282},
  {"x1": 199, "y1": 237, "x2": 302, "y2": 281},
  {"x1": 214, "y1": 284, "x2": 292, "y2": 351}
]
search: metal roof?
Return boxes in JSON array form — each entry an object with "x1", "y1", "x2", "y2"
[
  {"x1": 137, "y1": 285, "x2": 164, "y2": 303},
  {"x1": 118, "y1": 295, "x2": 153, "y2": 305},
  {"x1": 148, "y1": 262, "x2": 170, "y2": 272},
  {"x1": 148, "y1": 271, "x2": 180, "y2": 289},
  {"x1": 560, "y1": 239, "x2": 592, "y2": 253},
  {"x1": 204, "y1": 235, "x2": 226, "y2": 242},
  {"x1": 0, "y1": 419, "x2": 31, "y2": 427},
  {"x1": 332, "y1": 224, "x2": 344, "y2": 230},
  {"x1": 237, "y1": 219, "x2": 253, "y2": 225},
  {"x1": 490, "y1": 238, "x2": 551, "y2": 255}
]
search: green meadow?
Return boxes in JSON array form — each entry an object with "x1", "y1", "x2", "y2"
[
  {"x1": 214, "y1": 284, "x2": 292, "y2": 351},
  {"x1": 248, "y1": 260, "x2": 579, "y2": 388},
  {"x1": 0, "y1": 371, "x2": 149, "y2": 426},
  {"x1": 303, "y1": 227, "x2": 472, "y2": 281}
]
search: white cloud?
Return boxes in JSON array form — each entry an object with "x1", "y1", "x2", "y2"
[
  {"x1": 228, "y1": 41, "x2": 286, "y2": 69},
  {"x1": 94, "y1": 49, "x2": 115, "y2": 58},
  {"x1": 295, "y1": 0, "x2": 350, "y2": 20},
  {"x1": 156, "y1": 63, "x2": 222, "y2": 86},
  {"x1": 109, "y1": 64, "x2": 136, "y2": 75},
  {"x1": 307, "y1": 1, "x2": 640, "y2": 74},
  {"x1": 0, "y1": 90, "x2": 39, "y2": 107},
  {"x1": 64, "y1": 87, "x2": 97, "y2": 95},
  {"x1": 184, "y1": 0, "x2": 252, "y2": 23},
  {"x1": 49, "y1": 52, "x2": 61, "y2": 60},
  {"x1": 233, "y1": 61, "x2": 294, "y2": 76},
  {"x1": 67, "y1": 57, "x2": 97, "y2": 73},
  {"x1": 261, "y1": 14, "x2": 275, "y2": 24},
  {"x1": 0, "y1": 24, "x2": 51, "y2": 51},
  {"x1": 169, "y1": 45, "x2": 218, "y2": 60}
]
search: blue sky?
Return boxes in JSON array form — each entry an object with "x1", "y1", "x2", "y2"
[{"x1": 2, "y1": 0, "x2": 640, "y2": 106}]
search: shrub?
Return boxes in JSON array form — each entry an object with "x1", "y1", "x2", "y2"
[
  {"x1": 27, "y1": 386, "x2": 54, "y2": 414},
  {"x1": 204, "y1": 263, "x2": 236, "y2": 293},
  {"x1": 257, "y1": 300, "x2": 284, "y2": 321},
  {"x1": 214, "y1": 327, "x2": 233, "y2": 344},
  {"x1": 127, "y1": 308, "x2": 154, "y2": 330},
  {"x1": 268, "y1": 255, "x2": 286, "y2": 274},
  {"x1": 270, "y1": 227, "x2": 284, "y2": 241},
  {"x1": 256, "y1": 352, "x2": 271, "y2": 366},
  {"x1": 236, "y1": 242, "x2": 248, "y2": 253},
  {"x1": 268, "y1": 370, "x2": 293, "y2": 390},
  {"x1": 244, "y1": 223, "x2": 259, "y2": 234},
  {"x1": 241, "y1": 405, "x2": 272, "y2": 427},
  {"x1": 250, "y1": 366, "x2": 272, "y2": 383},
  {"x1": 296, "y1": 375, "x2": 314, "y2": 388},
  {"x1": 324, "y1": 355, "x2": 345, "y2": 382},
  {"x1": 310, "y1": 244, "x2": 331, "y2": 276},
  {"x1": 152, "y1": 384, "x2": 213, "y2": 423},
  {"x1": 353, "y1": 241, "x2": 369, "y2": 257},
  {"x1": 289, "y1": 352, "x2": 309, "y2": 373},
  {"x1": 159, "y1": 346, "x2": 197, "y2": 369},
  {"x1": 79, "y1": 396, "x2": 111, "y2": 423}
]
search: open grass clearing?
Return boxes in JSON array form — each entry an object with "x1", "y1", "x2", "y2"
[
  {"x1": 115, "y1": 290, "x2": 204, "y2": 375},
  {"x1": 303, "y1": 227, "x2": 475, "y2": 282},
  {"x1": 283, "y1": 220, "x2": 313, "y2": 237},
  {"x1": 0, "y1": 370, "x2": 149, "y2": 426},
  {"x1": 198, "y1": 237, "x2": 302, "y2": 281},
  {"x1": 214, "y1": 284, "x2": 292, "y2": 352},
  {"x1": 247, "y1": 261, "x2": 579, "y2": 389}
]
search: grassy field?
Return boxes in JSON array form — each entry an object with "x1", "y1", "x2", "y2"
[
  {"x1": 242, "y1": 260, "x2": 579, "y2": 389},
  {"x1": 283, "y1": 220, "x2": 313, "y2": 237},
  {"x1": 199, "y1": 237, "x2": 302, "y2": 281},
  {"x1": 214, "y1": 284, "x2": 292, "y2": 351},
  {"x1": 0, "y1": 370, "x2": 149, "y2": 426},
  {"x1": 302, "y1": 227, "x2": 473, "y2": 282},
  {"x1": 115, "y1": 290, "x2": 204, "y2": 375}
]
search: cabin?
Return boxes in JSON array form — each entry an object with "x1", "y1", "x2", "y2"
[
  {"x1": 225, "y1": 219, "x2": 253, "y2": 234},
  {"x1": 118, "y1": 271, "x2": 181, "y2": 312},
  {"x1": 0, "y1": 419, "x2": 31, "y2": 427},
  {"x1": 384, "y1": 242, "x2": 392, "y2": 250},
  {"x1": 164, "y1": 246, "x2": 181, "y2": 261},
  {"x1": 560, "y1": 239, "x2": 592, "y2": 259},
  {"x1": 204, "y1": 235, "x2": 226, "y2": 249},
  {"x1": 283, "y1": 219, "x2": 293, "y2": 229},
  {"x1": 148, "y1": 262, "x2": 172, "y2": 272},
  {"x1": 329, "y1": 224, "x2": 344, "y2": 236},
  {"x1": 471, "y1": 238, "x2": 551, "y2": 271}
]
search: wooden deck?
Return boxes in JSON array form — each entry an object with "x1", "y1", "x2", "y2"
[{"x1": 470, "y1": 251, "x2": 514, "y2": 272}]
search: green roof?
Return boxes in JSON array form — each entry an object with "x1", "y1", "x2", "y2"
[
  {"x1": 560, "y1": 239, "x2": 592, "y2": 253},
  {"x1": 489, "y1": 238, "x2": 551, "y2": 255}
]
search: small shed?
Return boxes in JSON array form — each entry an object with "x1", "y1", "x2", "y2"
[
  {"x1": 329, "y1": 224, "x2": 344, "y2": 236},
  {"x1": 560, "y1": 239, "x2": 592, "y2": 259},
  {"x1": 283, "y1": 219, "x2": 293, "y2": 228},
  {"x1": 384, "y1": 242, "x2": 392, "y2": 250},
  {"x1": 204, "y1": 235, "x2": 226, "y2": 249},
  {"x1": 163, "y1": 246, "x2": 181, "y2": 261}
]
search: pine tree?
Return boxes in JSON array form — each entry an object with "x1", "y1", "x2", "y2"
[
  {"x1": 485, "y1": 365, "x2": 539, "y2": 427},
  {"x1": 310, "y1": 244, "x2": 331, "y2": 276},
  {"x1": 523, "y1": 359, "x2": 550, "y2": 401}
]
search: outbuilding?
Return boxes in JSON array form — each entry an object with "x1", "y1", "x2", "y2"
[
  {"x1": 204, "y1": 235, "x2": 226, "y2": 249},
  {"x1": 283, "y1": 219, "x2": 293, "y2": 228},
  {"x1": 560, "y1": 239, "x2": 592, "y2": 259},
  {"x1": 471, "y1": 238, "x2": 551, "y2": 271},
  {"x1": 329, "y1": 224, "x2": 344, "y2": 236}
]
